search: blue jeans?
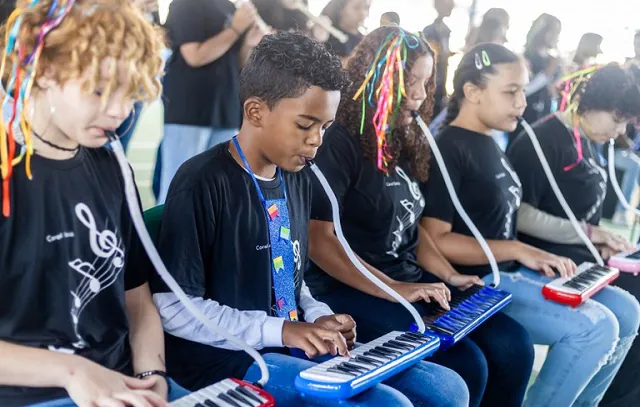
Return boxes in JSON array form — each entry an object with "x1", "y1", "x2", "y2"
[
  {"x1": 317, "y1": 279, "x2": 534, "y2": 407},
  {"x1": 158, "y1": 125, "x2": 238, "y2": 204},
  {"x1": 26, "y1": 378, "x2": 190, "y2": 406},
  {"x1": 488, "y1": 267, "x2": 640, "y2": 407},
  {"x1": 614, "y1": 149, "x2": 640, "y2": 214},
  {"x1": 243, "y1": 352, "x2": 469, "y2": 407}
]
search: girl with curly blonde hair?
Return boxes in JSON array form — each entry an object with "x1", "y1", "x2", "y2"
[{"x1": 0, "y1": 1, "x2": 189, "y2": 406}]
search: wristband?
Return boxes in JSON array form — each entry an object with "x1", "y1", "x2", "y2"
[{"x1": 136, "y1": 370, "x2": 168, "y2": 381}]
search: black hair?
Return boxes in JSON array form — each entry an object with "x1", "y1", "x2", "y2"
[
  {"x1": 321, "y1": 0, "x2": 348, "y2": 27},
  {"x1": 483, "y1": 8, "x2": 509, "y2": 25},
  {"x1": 576, "y1": 63, "x2": 640, "y2": 121},
  {"x1": 578, "y1": 32, "x2": 603, "y2": 48},
  {"x1": 474, "y1": 18, "x2": 504, "y2": 46},
  {"x1": 442, "y1": 43, "x2": 520, "y2": 128},
  {"x1": 524, "y1": 13, "x2": 561, "y2": 57},
  {"x1": 381, "y1": 11, "x2": 400, "y2": 25},
  {"x1": 239, "y1": 31, "x2": 350, "y2": 109}
]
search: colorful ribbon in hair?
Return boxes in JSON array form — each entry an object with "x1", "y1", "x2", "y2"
[
  {"x1": 352, "y1": 30, "x2": 419, "y2": 173},
  {"x1": 554, "y1": 65, "x2": 601, "y2": 172},
  {"x1": 0, "y1": 0, "x2": 76, "y2": 216}
]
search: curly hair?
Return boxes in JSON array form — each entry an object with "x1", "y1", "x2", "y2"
[
  {"x1": 0, "y1": 0, "x2": 165, "y2": 217},
  {"x1": 240, "y1": 31, "x2": 349, "y2": 109},
  {"x1": 576, "y1": 63, "x2": 640, "y2": 122},
  {"x1": 338, "y1": 26, "x2": 436, "y2": 182},
  {"x1": 1, "y1": 0, "x2": 165, "y2": 105}
]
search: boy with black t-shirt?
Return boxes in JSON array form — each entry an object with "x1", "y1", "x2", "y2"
[
  {"x1": 151, "y1": 32, "x2": 415, "y2": 405},
  {"x1": 158, "y1": 0, "x2": 266, "y2": 203}
]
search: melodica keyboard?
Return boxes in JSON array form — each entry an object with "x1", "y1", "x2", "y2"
[
  {"x1": 170, "y1": 378, "x2": 275, "y2": 407},
  {"x1": 542, "y1": 262, "x2": 620, "y2": 307},
  {"x1": 295, "y1": 331, "x2": 440, "y2": 400},
  {"x1": 409, "y1": 285, "x2": 512, "y2": 349},
  {"x1": 608, "y1": 245, "x2": 640, "y2": 275}
]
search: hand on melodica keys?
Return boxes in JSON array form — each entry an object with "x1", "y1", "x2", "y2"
[
  {"x1": 314, "y1": 314, "x2": 357, "y2": 349},
  {"x1": 388, "y1": 281, "x2": 452, "y2": 310},
  {"x1": 513, "y1": 241, "x2": 578, "y2": 278},
  {"x1": 282, "y1": 320, "x2": 351, "y2": 359}
]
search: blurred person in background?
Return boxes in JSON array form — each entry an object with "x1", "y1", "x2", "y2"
[
  {"x1": 380, "y1": 11, "x2": 400, "y2": 27},
  {"x1": 423, "y1": 0, "x2": 456, "y2": 117},
  {"x1": 320, "y1": 0, "x2": 371, "y2": 62}
]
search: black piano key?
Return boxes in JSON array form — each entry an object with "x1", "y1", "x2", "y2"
[
  {"x1": 195, "y1": 404, "x2": 207, "y2": 407},
  {"x1": 236, "y1": 386, "x2": 264, "y2": 404},
  {"x1": 365, "y1": 349, "x2": 393, "y2": 361},
  {"x1": 384, "y1": 340, "x2": 413, "y2": 351},
  {"x1": 329, "y1": 365, "x2": 358, "y2": 376},
  {"x1": 395, "y1": 335, "x2": 422, "y2": 346},
  {"x1": 375, "y1": 345, "x2": 402, "y2": 356},
  {"x1": 227, "y1": 389, "x2": 253, "y2": 407},
  {"x1": 203, "y1": 400, "x2": 221, "y2": 407},
  {"x1": 401, "y1": 332, "x2": 429, "y2": 343},
  {"x1": 355, "y1": 355, "x2": 383, "y2": 366},
  {"x1": 341, "y1": 362, "x2": 369, "y2": 374},
  {"x1": 218, "y1": 393, "x2": 243, "y2": 407},
  {"x1": 426, "y1": 323, "x2": 455, "y2": 335}
]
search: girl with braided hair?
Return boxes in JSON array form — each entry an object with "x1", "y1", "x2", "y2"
[
  {"x1": 306, "y1": 27, "x2": 534, "y2": 407},
  {"x1": 0, "y1": 1, "x2": 189, "y2": 406}
]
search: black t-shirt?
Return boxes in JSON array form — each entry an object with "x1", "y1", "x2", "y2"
[
  {"x1": 423, "y1": 20, "x2": 451, "y2": 116},
  {"x1": 522, "y1": 52, "x2": 561, "y2": 125},
  {"x1": 162, "y1": 0, "x2": 242, "y2": 128},
  {"x1": 423, "y1": 126, "x2": 523, "y2": 276},
  {"x1": 152, "y1": 142, "x2": 311, "y2": 388},
  {"x1": 306, "y1": 123, "x2": 427, "y2": 297},
  {"x1": 0, "y1": 148, "x2": 148, "y2": 406},
  {"x1": 507, "y1": 115, "x2": 607, "y2": 263},
  {"x1": 324, "y1": 32, "x2": 363, "y2": 58}
]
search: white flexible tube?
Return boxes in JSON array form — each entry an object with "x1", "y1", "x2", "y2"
[
  {"x1": 296, "y1": 7, "x2": 349, "y2": 43},
  {"x1": 519, "y1": 119, "x2": 604, "y2": 266},
  {"x1": 608, "y1": 140, "x2": 640, "y2": 218},
  {"x1": 413, "y1": 114, "x2": 501, "y2": 287},
  {"x1": 110, "y1": 137, "x2": 270, "y2": 387},
  {"x1": 308, "y1": 162, "x2": 426, "y2": 333}
]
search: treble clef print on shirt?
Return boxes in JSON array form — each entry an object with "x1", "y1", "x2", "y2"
[
  {"x1": 68, "y1": 203, "x2": 125, "y2": 348},
  {"x1": 386, "y1": 167, "x2": 426, "y2": 258}
]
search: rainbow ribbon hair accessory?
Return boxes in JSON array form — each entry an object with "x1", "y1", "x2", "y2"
[
  {"x1": 0, "y1": 0, "x2": 77, "y2": 217},
  {"x1": 352, "y1": 30, "x2": 419, "y2": 174},
  {"x1": 555, "y1": 65, "x2": 600, "y2": 172}
]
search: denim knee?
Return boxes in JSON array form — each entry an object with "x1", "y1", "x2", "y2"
[
  {"x1": 579, "y1": 301, "x2": 620, "y2": 365},
  {"x1": 431, "y1": 338, "x2": 488, "y2": 407},
  {"x1": 495, "y1": 317, "x2": 535, "y2": 380},
  {"x1": 434, "y1": 365, "x2": 471, "y2": 407},
  {"x1": 609, "y1": 286, "x2": 640, "y2": 338}
]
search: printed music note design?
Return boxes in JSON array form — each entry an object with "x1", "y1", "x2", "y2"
[
  {"x1": 386, "y1": 167, "x2": 426, "y2": 258},
  {"x1": 68, "y1": 203, "x2": 125, "y2": 348}
]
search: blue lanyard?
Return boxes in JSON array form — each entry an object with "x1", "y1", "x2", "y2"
[{"x1": 232, "y1": 137, "x2": 287, "y2": 209}]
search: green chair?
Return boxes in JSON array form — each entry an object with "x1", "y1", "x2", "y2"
[{"x1": 143, "y1": 204, "x2": 164, "y2": 245}]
